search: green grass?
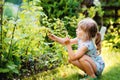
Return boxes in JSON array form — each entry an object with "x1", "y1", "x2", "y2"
[{"x1": 23, "y1": 48, "x2": 120, "y2": 80}]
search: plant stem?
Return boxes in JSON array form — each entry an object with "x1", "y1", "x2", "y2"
[
  {"x1": 8, "y1": 5, "x2": 20, "y2": 60},
  {"x1": 0, "y1": 1, "x2": 4, "y2": 64},
  {"x1": 8, "y1": 23, "x2": 16, "y2": 60}
]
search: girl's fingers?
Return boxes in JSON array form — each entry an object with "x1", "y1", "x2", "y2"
[
  {"x1": 64, "y1": 37, "x2": 70, "y2": 44},
  {"x1": 48, "y1": 34, "x2": 54, "y2": 38},
  {"x1": 48, "y1": 34, "x2": 56, "y2": 41}
]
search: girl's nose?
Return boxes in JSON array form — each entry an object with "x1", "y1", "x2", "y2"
[{"x1": 76, "y1": 29, "x2": 78, "y2": 32}]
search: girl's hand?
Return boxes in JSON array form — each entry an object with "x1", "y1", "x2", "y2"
[
  {"x1": 48, "y1": 34, "x2": 56, "y2": 41},
  {"x1": 68, "y1": 57, "x2": 72, "y2": 63},
  {"x1": 64, "y1": 37, "x2": 70, "y2": 45}
]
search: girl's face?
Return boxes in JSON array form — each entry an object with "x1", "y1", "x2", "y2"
[{"x1": 76, "y1": 27, "x2": 85, "y2": 39}]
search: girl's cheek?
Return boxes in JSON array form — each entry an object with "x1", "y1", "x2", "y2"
[{"x1": 77, "y1": 34, "x2": 81, "y2": 38}]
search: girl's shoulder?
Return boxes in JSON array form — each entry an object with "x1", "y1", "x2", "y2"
[
  {"x1": 81, "y1": 40, "x2": 94, "y2": 50},
  {"x1": 78, "y1": 40, "x2": 94, "y2": 50},
  {"x1": 78, "y1": 38, "x2": 92, "y2": 44}
]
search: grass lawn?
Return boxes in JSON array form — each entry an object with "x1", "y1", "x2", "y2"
[{"x1": 23, "y1": 48, "x2": 120, "y2": 80}]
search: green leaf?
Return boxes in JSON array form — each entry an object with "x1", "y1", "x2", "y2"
[
  {"x1": 0, "y1": 68, "x2": 9, "y2": 73},
  {"x1": 13, "y1": 69, "x2": 19, "y2": 74},
  {"x1": 7, "y1": 61, "x2": 17, "y2": 70}
]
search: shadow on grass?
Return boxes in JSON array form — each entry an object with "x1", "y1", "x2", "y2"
[
  {"x1": 56, "y1": 73, "x2": 83, "y2": 80},
  {"x1": 99, "y1": 63, "x2": 120, "y2": 80}
]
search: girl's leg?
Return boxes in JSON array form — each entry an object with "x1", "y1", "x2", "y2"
[
  {"x1": 69, "y1": 55, "x2": 88, "y2": 72},
  {"x1": 79, "y1": 55, "x2": 97, "y2": 78},
  {"x1": 69, "y1": 59, "x2": 85, "y2": 71}
]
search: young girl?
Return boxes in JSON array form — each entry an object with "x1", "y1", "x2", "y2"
[{"x1": 48, "y1": 18, "x2": 105, "y2": 80}]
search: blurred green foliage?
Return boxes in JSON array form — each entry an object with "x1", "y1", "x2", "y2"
[
  {"x1": 5, "y1": 0, "x2": 22, "y2": 5},
  {"x1": 100, "y1": 0, "x2": 120, "y2": 49},
  {"x1": 40, "y1": 0, "x2": 82, "y2": 19},
  {"x1": 3, "y1": 2, "x2": 19, "y2": 19},
  {"x1": 1, "y1": 1, "x2": 68, "y2": 79},
  {"x1": 103, "y1": 24, "x2": 120, "y2": 49},
  {"x1": 100, "y1": 0, "x2": 120, "y2": 6}
]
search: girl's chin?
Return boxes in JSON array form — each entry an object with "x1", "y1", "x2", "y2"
[{"x1": 77, "y1": 36, "x2": 81, "y2": 39}]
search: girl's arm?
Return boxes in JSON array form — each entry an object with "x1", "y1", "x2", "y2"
[
  {"x1": 69, "y1": 38, "x2": 78, "y2": 45},
  {"x1": 66, "y1": 44, "x2": 88, "y2": 61},
  {"x1": 48, "y1": 34, "x2": 78, "y2": 45},
  {"x1": 48, "y1": 34, "x2": 65, "y2": 44}
]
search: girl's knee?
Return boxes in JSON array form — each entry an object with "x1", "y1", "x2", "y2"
[
  {"x1": 79, "y1": 56, "x2": 86, "y2": 63},
  {"x1": 68, "y1": 59, "x2": 76, "y2": 64},
  {"x1": 68, "y1": 57, "x2": 72, "y2": 63},
  {"x1": 68, "y1": 59, "x2": 72, "y2": 63}
]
